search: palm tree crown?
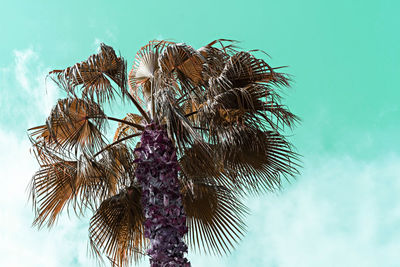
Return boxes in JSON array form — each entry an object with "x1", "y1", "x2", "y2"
[{"x1": 28, "y1": 39, "x2": 300, "y2": 266}]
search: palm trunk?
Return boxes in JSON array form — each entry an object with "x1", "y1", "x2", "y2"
[{"x1": 135, "y1": 124, "x2": 190, "y2": 267}]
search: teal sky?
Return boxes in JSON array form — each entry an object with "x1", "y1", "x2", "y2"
[{"x1": 1, "y1": 0, "x2": 399, "y2": 266}]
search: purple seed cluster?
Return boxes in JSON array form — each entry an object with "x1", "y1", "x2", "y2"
[{"x1": 134, "y1": 124, "x2": 190, "y2": 267}]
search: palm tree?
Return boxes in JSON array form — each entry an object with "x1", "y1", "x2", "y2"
[{"x1": 28, "y1": 39, "x2": 300, "y2": 267}]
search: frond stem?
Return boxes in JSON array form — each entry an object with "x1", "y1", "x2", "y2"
[
  {"x1": 193, "y1": 126, "x2": 209, "y2": 131},
  {"x1": 107, "y1": 74, "x2": 151, "y2": 123},
  {"x1": 88, "y1": 116, "x2": 145, "y2": 131},
  {"x1": 92, "y1": 132, "x2": 142, "y2": 158},
  {"x1": 185, "y1": 110, "x2": 198, "y2": 117},
  {"x1": 126, "y1": 92, "x2": 151, "y2": 123}
]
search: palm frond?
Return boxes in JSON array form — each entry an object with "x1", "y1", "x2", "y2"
[
  {"x1": 214, "y1": 127, "x2": 300, "y2": 194},
  {"x1": 29, "y1": 98, "x2": 107, "y2": 156},
  {"x1": 211, "y1": 51, "x2": 288, "y2": 92},
  {"x1": 179, "y1": 142, "x2": 227, "y2": 188},
  {"x1": 97, "y1": 143, "x2": 137, "y2": 187},
  {"x1": 198, "y1": 39, "x2": 238, "y2": 78},
  {"x1": 179, "y1": 127, "x2": 300, "y2": 195},
  {"x1": 159, "y1": 43, "x2": 206, "y2": 88},
  {"x1": 113, "y1": 113, "x2": 145, "y2": 142},
  {"x1": 50, "y1": 43, "x2": 127, "y2": 103},
  {"x1": 30, "y1": 159, "x2": 77, "y2": 227},
  {"x1": 89, "y1": 187, "x2": 146, "y2": 267},
  {"x1": 128, "y1": 40, "x2": 173, "y2": 105},
  {"x1": 196, "y1": 83, "x2": 299, "y2": 132},
  {"x1": 29, "y1": 139, "x2": 137, "y2": 228},
  {"x1": 30, "y1": 154, "x2": 117, "y2": 228},
  {"x1": 155, "y1": 88, "x2": 204, "y2": 152},
  {"x1": 182, "y1": 182, "x2": 248, "y2": 255}
]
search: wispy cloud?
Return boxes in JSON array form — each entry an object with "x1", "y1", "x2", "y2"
[
  {"x1": 0, "y1": 129, "x2": 98, "y2": 267},
  {"x1": 13, "y1": 48, "x2": 58, "y2": 117},
  {"x1": 0, "y1": 48, "x2": 58, "y2": 132},
  {"x1": 217, "y1": 154, "x2": 400, "y2": 267},
  {"x1": 14, "y1": 48, "x2": 37, "y2": 91},
  {"x1": 93, "y1": 38, "x2": 103, "y2": 52}
]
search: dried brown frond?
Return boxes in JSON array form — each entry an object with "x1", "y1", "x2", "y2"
[
  {"x1": 30, "y1": 152, "x2": 121, "y2": 228},
  {"x1": 182, "y1": 182, "x2": 248, "y2": 255},
  {"x1": 89, "y1": 186, "x2": 146, "y2": 267},
  {"x1": 29, "y1": 98, "x2": 107, "y2": 157},
  {"x1": 210, "y1": 51, "x2": 287, "y2": 92},
  {"x1": 179, "y1": 126, "x2": 300, "y2": 195},
  {"x1": 128, "y1": 40, "x2": 173, "y2": 105},
  {"x1": 50, "y1": 43, "x2": 127, "y2": 103},
  {"x1": 113, "y1": 113, "x2": 145, "y2": 142},
  {"x1": 30, "y1": 160, "x2": 77, "y2": 227},
  {"x1": 214, "y1": 127, "x2": 300, "y2": 194},
  {"x1": 179, "y1": 142, "x2": 227, "y2": 187},
  {"x1": 198, "y1": 39, "x2": 238, "y2": 78},
  {"x1": 98, "y1": 143, "x2": 137, "y2": 187},
  {"x1": 203, "y1": 39, "x2": 239, "y2": 55},
  {"x1": 195, "y1": 82, "x2": 299, "y2": 135},
  {"x1": 159, "y1": 43, "x2": 206, "y2": 87}
]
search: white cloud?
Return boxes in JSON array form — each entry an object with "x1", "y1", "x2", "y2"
[
  {"x1": 0, "y1": 48, "x2": 58, "y2": 133},
  {"x1": 14, "y1": 48, "x2": 37, "y2": 91},
  {"x1": 0, "y1": 129, "x2": 98, "y2": 267},
  {"x1": 13, "y1": 48, "x2": 58, "y2": 118},
  {"x1": 216, "y1": 154, "x2": 400, "y2": 267},
  {"x1": 93, "y1": 38, "x2": 103, "y2": 52}
]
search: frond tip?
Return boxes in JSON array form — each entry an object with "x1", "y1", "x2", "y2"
[{"x1": 49, "y1": 43, "x2": 127, "y2": 103}]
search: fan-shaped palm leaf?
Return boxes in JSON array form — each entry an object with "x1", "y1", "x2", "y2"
[
  {"x1": 29, "y1": 98, "x2": 107, "y2": 156},
  {"x1": 180, "y1": 127, "x2": 299, "y2": 195},
  {"x1": 159, "y1": 43, "x2": 205, "y2": 88},
  {"x1": 211, "y1": 51, "x2": 288, "y2": 92},
  {"x1": 114, "y1": 114, "x2": 145, "y2": 142},
  {"x1": 50, "y1": 43, "x2": 127, "y2": 103},
  {"x1": 155, "y1": 88, "x2": 204, "y2": 151},
  {"x1": 128, "y1": 40, "x2": 173, "y2": 106},
  {"x1": 216, "y1": 127, "x2": 300, "y2": 194},
  {"x1": 89, "y1": 187, "x2": 146, "y2": 267},
  {"x1": 198, "y1": 39, "x2": 238, "y2": 78},
  {"x1": 182, "y1": 182, "x2": 248, "y2": 255},
  {"x1": 30, "y1": 154, "x2": 116, "y2": 227}
]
